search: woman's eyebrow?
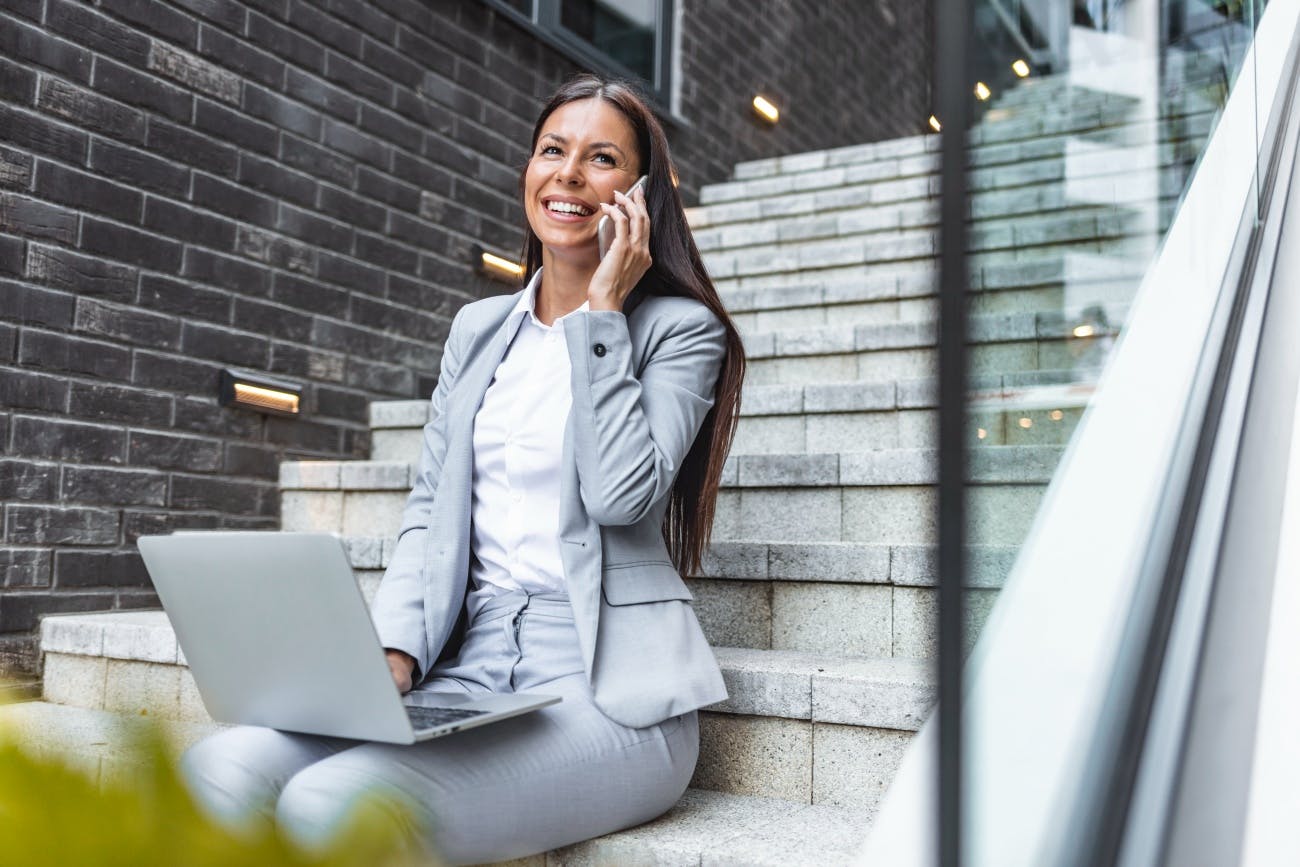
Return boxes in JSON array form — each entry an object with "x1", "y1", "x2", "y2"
[{"x1": 539, "y1": 133, "x2": 627, "y2": 158}]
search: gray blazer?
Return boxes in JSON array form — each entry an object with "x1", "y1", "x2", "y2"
[{"x1": 371, "y1": 284, "x2": 730, "y2": 729}]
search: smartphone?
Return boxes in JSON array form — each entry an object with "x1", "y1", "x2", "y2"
[{"x1": 598, "y1": 175, "x2": 648, "y2": 260}]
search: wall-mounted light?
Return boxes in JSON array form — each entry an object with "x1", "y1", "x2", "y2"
[
  {"x1": 974, "y1": 81, "x2": 991, "y2": 101},
  {"x1": 1073, "y1": 324, "x2": 1096, "y2": 338},
  {"x1": 1049, "y1": 409, "x2": 1065, "y2": 421},
  {"x1": 1019, "y1": 416, "x2": 1033, "y2": 429},
  {"x1": 472, "y1": 244, "x2": 525, "y2": 283},
  {"x1": 1012, "y1": 59, "x2": 1031, "y2": 78},
  {"x1": 928, "y1": 115, "x2": 942, "y2": 132},
  {"x1": 219, "y1": 368, "x2": 302, "y2": 416},
  {"x1": 752, "y1": 95, "x2": 779, "y2": 124}
]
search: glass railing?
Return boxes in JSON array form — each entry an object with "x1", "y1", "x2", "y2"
[{"x1": 862, "y1": 0, "x2": 1300, "y2": 863}]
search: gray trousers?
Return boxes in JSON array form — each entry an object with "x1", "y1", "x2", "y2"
[{"x1": 179, "y1": 591, "x2": 699, "y2": 865}]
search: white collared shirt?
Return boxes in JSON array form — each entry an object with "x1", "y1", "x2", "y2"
[{"x1": 467, "y1": 268, "x2": 588, "y2": 599}]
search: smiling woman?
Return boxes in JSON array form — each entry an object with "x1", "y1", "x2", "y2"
[{"x1": 175, "y1": 74, "x2": 747, "y2": 865}]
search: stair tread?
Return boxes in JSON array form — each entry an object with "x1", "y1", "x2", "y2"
[
  {"x1": 39, "y1": 612, "x2": 934, "y2": 729},
  {"x1": 0, "y1": 702, "x2": 869, "y2": 866}
]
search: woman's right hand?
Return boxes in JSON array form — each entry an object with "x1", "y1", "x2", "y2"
[{"x1": 385, "y1": 648, "x2": 416, "y2": 694}]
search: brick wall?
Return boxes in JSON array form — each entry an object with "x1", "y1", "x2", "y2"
[{"x1": 0, "y1": 0, "x2": 931, "y2": 677}]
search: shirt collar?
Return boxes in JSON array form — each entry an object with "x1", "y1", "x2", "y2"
[{"x1": 506, "y1": 267, "x2": 589, "y2": 341}]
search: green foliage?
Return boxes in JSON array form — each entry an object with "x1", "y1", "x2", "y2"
[{"x1": 0, "y1": 713, "x2": 442, "y2": 867}]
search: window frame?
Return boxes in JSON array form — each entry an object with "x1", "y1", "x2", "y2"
[{"x1": 480, "y1": 0, "x2": 676, "y2": 110}]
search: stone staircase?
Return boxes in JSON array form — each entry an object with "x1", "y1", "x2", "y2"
[{"x1": 0, "y1": 60, "x2": 1225, "y2": 864}]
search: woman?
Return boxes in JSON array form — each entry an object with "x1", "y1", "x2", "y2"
[{"x1": 180, "y1": 74, "x2": 746, "y2": 864}]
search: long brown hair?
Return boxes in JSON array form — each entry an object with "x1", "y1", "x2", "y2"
[{"x1": 517, "y1": 74, "x2": 746, "y2": 578}]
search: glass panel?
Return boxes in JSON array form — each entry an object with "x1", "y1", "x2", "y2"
[
  {"x1": 962, "y1": 0, "x2": 1258, "y2": 633},
  {"x1": 501, "y1": 0, "x2": 534, "y2": 15},
  {"x1": 560, "y1": 0, "x2": 658, "y2": 82}
]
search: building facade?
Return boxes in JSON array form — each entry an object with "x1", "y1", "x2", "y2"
[{"x1": 0, "y1": 0, "x2": 931, "y2": 677}]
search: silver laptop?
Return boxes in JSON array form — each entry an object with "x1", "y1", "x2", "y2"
[{"x1": 137, "y1": 531, "x2": 560, "y2": 744}]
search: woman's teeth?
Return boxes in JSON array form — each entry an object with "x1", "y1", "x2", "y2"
[{"x1": 547, "y1": 201, "x2": 593, "y2": 216}]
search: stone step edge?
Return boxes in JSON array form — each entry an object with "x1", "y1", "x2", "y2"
[
  {"x1": 722, "y1": 100, "x2": 1217, "y2": 187},
  {"x1": 0, "y1": 700, "x2": 873, "y2": 867},
  {"x1": 279, "y1": 445, "x2": 1065, "y2": 492},
  {"x1": 702, "y1": 107, "x2": 1217, "y2": 206},
  {"x1": 737, "y1": 312, "x2": 1121, "y2": 361},
  {"x1": 38, "y1": 613, "x2": 934, "y2": 732},
  {"x1": 370, "y1": 369, "x2": 1100, "y2": 430}
]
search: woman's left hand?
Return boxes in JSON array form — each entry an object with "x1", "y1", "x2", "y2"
[{"x1": 588, "y1": 185, "x2": 652, "y2": 311}]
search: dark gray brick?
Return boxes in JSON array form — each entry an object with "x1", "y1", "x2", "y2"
[
  {"x1": 60, "y1": 465, "x2": 168, "y2": 507},
  {"x1": 171, "y1": 396, "x2": 263, "y2": 439},
  {"x1": 146, "y1": 118, "x2": 239, "y2": 177},
  {"x1": 69, "y1": 381, "x2": 173, "y2": 426},
  {"x1": 223, "y1": 441, "x2": 279, "y2": 478},
  {"x1": 181, "y1": 248, "x2": 273, "y2": 295},
  {"x1": 323, "y1": 50, "x2": 393, "y2": 105},
  {"x1": 0, "y1": 591, "x2": 116, "y2": 632},
  {"x1": 33, "y1": 160, "x2": 144, "y2": 223},
  {"x1": 9, "y1": 416, "x2": 126, "y2": 464},
  {"x1": 394, "y1": 27, "x2": 455, "y2": 79},
  {"x1": 96, "y1": 0, "x2": 199, "y2": 48},
  {"x1": 18, "y1": 329, "x2": 133, "y2": 380},
  {"x1": 24, "y1": 244, "x2": 136, "y2": 305},
  {"x1": 195, "y1": 97, "x2": 279, "y2": 155},
  {"x1": 232, "y1": 297, "x2": 313, "y2": 342},
  {"x1": 128, "y1": 429, "x2": 223, "y2": 472},
  {"x1": 170, "y1": 473, "x2": 266, "y2": 512},
  {"x1": 284, "y1": 66, "x2": 359, "y2": 121},
  {"x1": 0, "y1": 104, "x2": 89, "y2": 164},
  {"x1": 138, "y1": 274, "x2": 230, "y2": 322},
  {"x1": 88, "y1": 138, "x2": 190, "y2": 198},
  {"x1": 0, "y1": 11, "x2": 93, "y2": 83},
  {"x1": 122, "y1": 509, "x2": 220, "y2": 542},
  {"x1": 172, "y1": 0, "x2": 246, "y2": 32},
  {"x1": 0, "y1": 193, "x2": 79, "y2": 245},
  {"x1": 191, "y1": 173, "x2": 278, "y2": 226},
  {"x1": 0, "y1": 234, "x2": 26, "y2": 276},
  {"x1": 45, "y1": 0, "x2": 152, "y2": 66},
  {"x1": 131, "y1": 348, "x2": 223, "y2": 393},
  {"x1": 0, "y1": 55, "x2": 38, "y2": 104},
  {"x1": 264, "y1": 413, "x2": 340, "y2": 451},
  {"x1": 316, "y1": 250, "x2": 383, "y2": 293},
  {"x1": 344, "y1": 354, "x2": 413, "y2": 395},
  {"x1": 237, "y1": 152, "x2": 318, "y2": 207},
  {"x1": 312, "y1": 383, "x2": 367, "y2": 420},
  {"x1": 279, "y1": 133, "x2": 356, "y2": 185},
  {"x1": 356, "y1": 165, "x2": 420, "y2": 211},
  {"x1": 91, "y1": 56, "x2": 195, "y2": 124},
  {"x1": 269, "y1": 341, "x2": 345, "y2": 382},
  {"x1": 272, "y1": 271, "x2": 350, "y2": 319},
  {"x1": 0, "y1": 323, "x2": 14, "y2": 361},
  {"x1": 79, "y1": 217, "x2": 184, "y2": 272},
  {"x1": 53, "y1": 549, "x2": 149, "y2": 587},
  {"x1": 197, "y1": 23, "x2": 286, "y2": 88},
  {"x1": 353, "y1": 231, "x2": 417, "y2": 272},
  {"x1": 0, "y1": 145, "x2": 34, "y2": 191},
  {"x1": 276, "y1": 203, "x2": 353, "y2": 250},
  {"x1": 0, "y1": 367, "x2": 69, "y2": 413},
  {"x1": 36, "y1": 76, "x2": 146, "y2": 145},
  {"x1": 322, "y1": 0, "x2": 396, "y2": 43},
  {"x1": 75, "y1": 297, "x2": 181, "y2": 350},
  {"x1": 359, "y1": 103, "x2": 423, "y2": 155},
  {"x1": 0, "y1": 459, "x2": 57, "y2": 501},
  {"x1": 181, "y1": 320, "x2": 271, "y2": 366},
  {"x1": 359, "y1": 37, "x2": 423, "y2": 89},
  {"x1": 242, "y1": 83, "x2": 321, "y2": 139},
  {"x1": 143, "y1": 195, "x2": 239, "y2": 249},
  {"x1": 1, "y1": 549, "x2": 52, "y2": 588},
  {"x1": 322, "y1": 116, "x2": 391, "y2": 169},
  {"x1": 147, "y1": 41, "x2": 241, "y2": 104},
  {"x1": 233, "y1": 226, "x2": 316, "y2": 273},
  {"x1": 5, "y1": 504, "x2": 119, "y2": 546},
  {"x1": 247, "y1": 10, "x2": 326, "y2": 71},
  {"x1": 3, "y1": 283, "x2": 75, "y2": 328},
  {"x1": 317, "y1": 184, "x2": 387, "y2": 231},
  {"x1": 287, "y1": 0, "x2": 361, "y2": 58}
]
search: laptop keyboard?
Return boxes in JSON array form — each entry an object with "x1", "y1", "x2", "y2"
[{"x1": 405, "y1": 704, "x2": 490, "y2": 730}]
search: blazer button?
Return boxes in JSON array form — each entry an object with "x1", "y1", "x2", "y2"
[{"x1": 593, "y1": 343, "x2": 607, "y2": 357}]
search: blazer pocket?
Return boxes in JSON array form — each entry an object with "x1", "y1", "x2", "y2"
[{"x1": 601, "y1": 561, "x2": 694, "y2": 605}]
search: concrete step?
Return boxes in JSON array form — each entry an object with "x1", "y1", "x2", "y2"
[
  {"x1": 36, "y1": 612, "x2": 934, "y2": 812},
  {"x1": 698, "y1": 106, "x2": 1216, "y2": 208},
  {"x1": 281, "y1": 445, "x2": 1057, "y2": 547},
  {"x1": 0, "y1": 701, "x2": 873, "y2": 866},
  {"x1": 740, "y1": 317, "x2": 1114, "y2": 386}
]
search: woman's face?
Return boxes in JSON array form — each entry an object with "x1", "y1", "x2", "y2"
[{"x1": 524, "y1": 98, "x2": 642, "y2": 262}]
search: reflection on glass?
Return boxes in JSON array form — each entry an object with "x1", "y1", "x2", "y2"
[
  {"x1": 560, "y1": 0, "x2": 658, "y2": 83},
  {"x1": 962, "y1": 0, "x2": 1260, "y2": 631}
]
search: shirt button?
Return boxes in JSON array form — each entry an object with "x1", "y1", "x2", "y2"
[{"x1": 593, "y1": 343, "x2": 606, "y2": 357}]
